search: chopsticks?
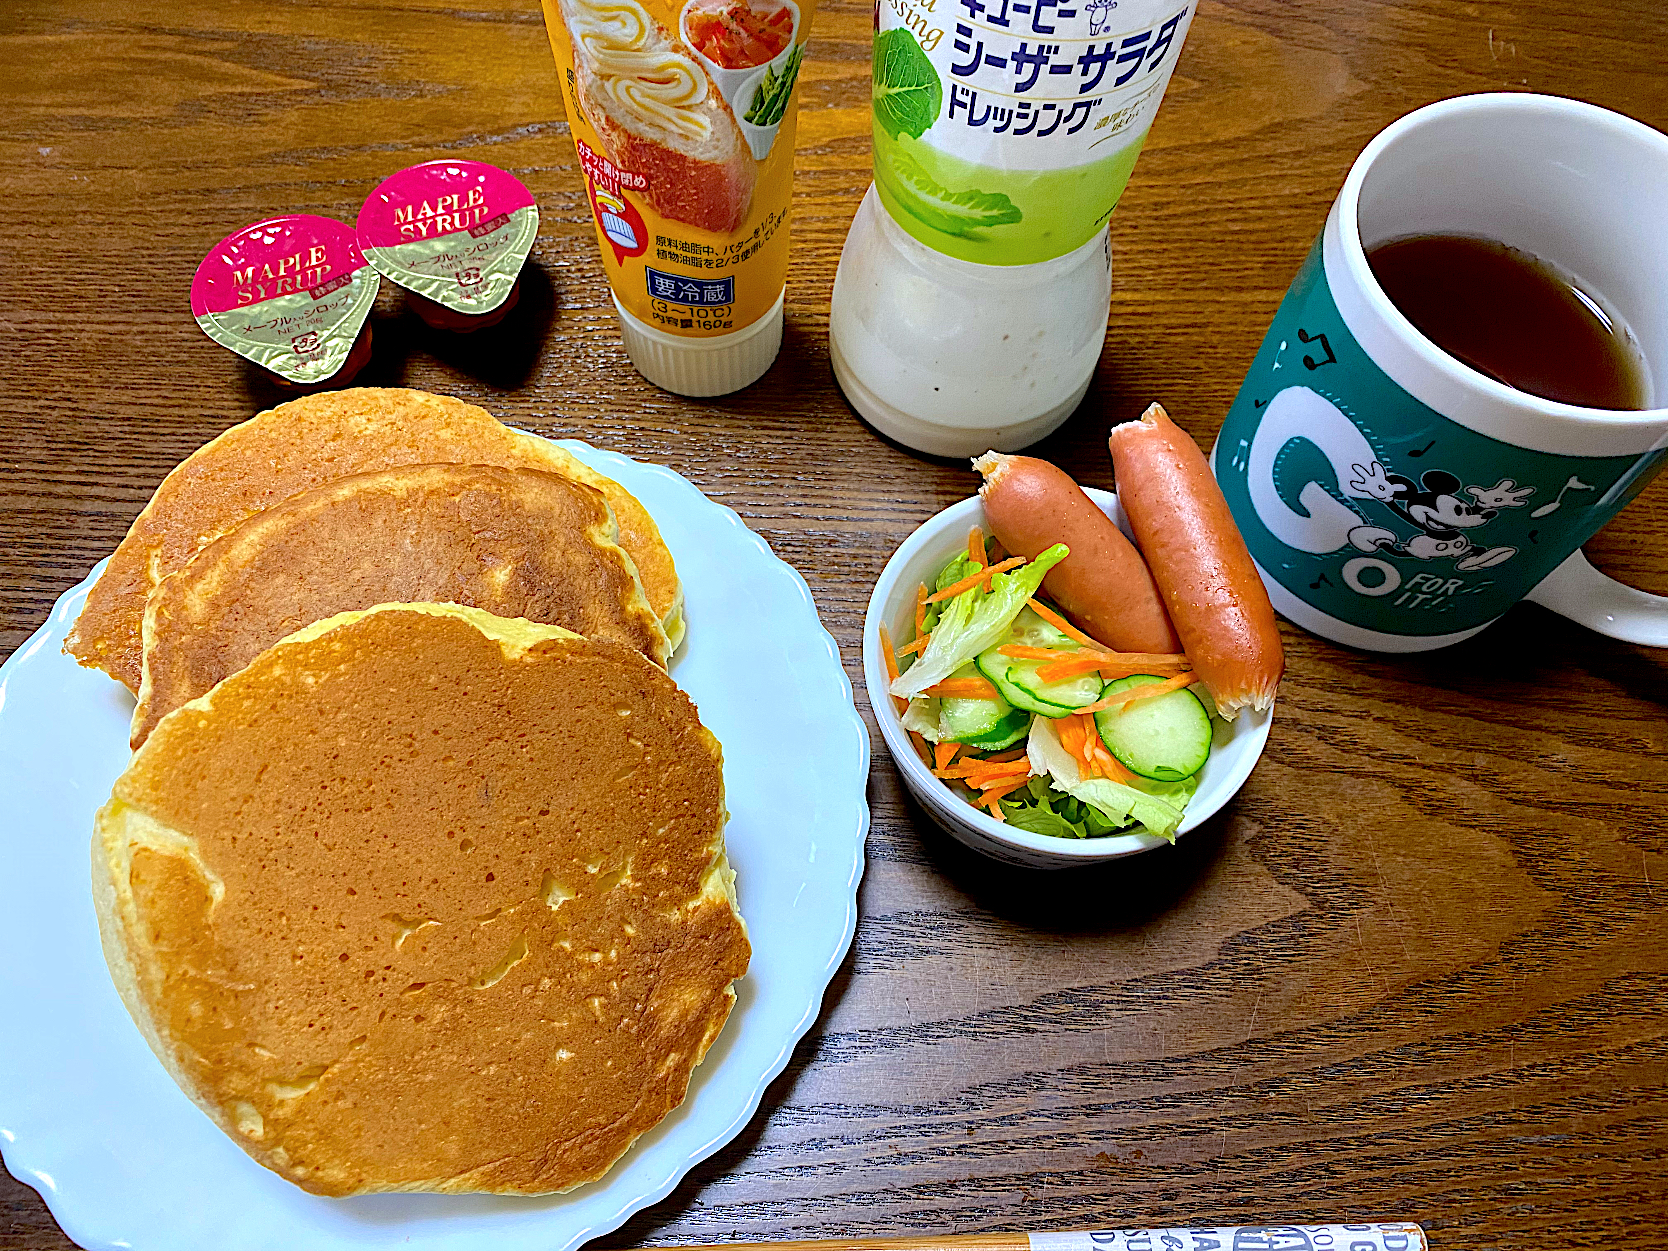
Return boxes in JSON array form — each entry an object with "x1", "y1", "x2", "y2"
[{"x1": 658, "y1": 1223, "x2": 1426, "y2": 1251}]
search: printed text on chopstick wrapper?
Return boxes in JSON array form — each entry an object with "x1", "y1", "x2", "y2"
[{"x1": 1029, "y1": 1225, "x2": 1427, "y2": 1251}]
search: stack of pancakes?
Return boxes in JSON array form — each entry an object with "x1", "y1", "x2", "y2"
[{"x1": 69, "y1": 390, "x2": 749, "y2": 1197}]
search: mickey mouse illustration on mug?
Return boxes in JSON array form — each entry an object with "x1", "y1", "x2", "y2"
[{"x1": 1342, "y1": 463, "x2": 1531, "y2": 571}]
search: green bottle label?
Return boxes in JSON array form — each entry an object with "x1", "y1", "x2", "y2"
[{"x1": 871, "y1": 1, "x2": 1193, "y2": 264}]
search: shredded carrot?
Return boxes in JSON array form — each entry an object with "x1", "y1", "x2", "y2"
[
  {"x1": 1090, "y1": 664, "x2": 1192, "y2": 681},
  {"x1": 968, "y1": 757, "x2": 1032, "y2": 775},
  {"x1": 1025, "y1": 597, "x2": 1111, "y2": 651},
  {"x1": 1088, "y1": 736, "x2": 1135, "y2": 782},
  {"x1": 954, "y1": 771, "x2": 1032, "y2": 789},
  {"x1": 878, "y1": 624, "x2": 902, "y2": 690},
  {"x1": 1041, "y1": 659, "x2": 1193, "y2": 684},
  {"x1": 982, "y1": 746, "x2": 1030, "y2": 763},
  {"x1": 968, "y1": 525, "x2": 987, "y2": 568},
  {"x1": 1076, "y1": 672, "x2": 1195, "y2": 715},
  {"x1": 1042, "y1": 658, "x2": 1193, "y2": 684},
  {"x1": 934, "y1": 740, "x2": 960, "y2": 770},
  {"x1": 999, "y1": 643, "x2": 1188, "y2": 665},
  {"x1": 1064, "y1": 712, "x2": 1115, "y2": 779},
  {"x1": 922, "y1": 676, "x2": 1002, "y2": 699},
  {"x1": 881, "y1": 623, "x2": 931, "y2": 764},
  {"x1": 914, "y1": 584, "x2": 929, "y2": 635},
  {"x1": 897, "y1": 633, "x2": 931, "y2": 656},
  {"x1": 1070, "y1": 713, "x2": 1098, "y2": 774},
  {"x1": 1036, "y1": 655, "x2": 1118, "y2": 684},
  {"x1": 925, "y1": 556, "x2": 1026, "y2": 604},
  {"x1": 978, "y1": 777, "x2": 1031, "y2": 818},
  {"x1": 1055, "y1": 714, "x2": 1087, "y2": 773},
  {"x1": 936, "y1": 758, "x2": 1030, "y2": 781},
  {"x1": 975, "y1": 770, "x2": 1034, "y2": 790}
]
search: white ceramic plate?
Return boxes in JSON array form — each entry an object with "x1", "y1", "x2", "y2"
[
  {"x1": 864, "y1": 491, "x2": 1272, "y2": 869},
  {"x1": 0, "y1": 440, "x2": 869, "y2": 1251}
]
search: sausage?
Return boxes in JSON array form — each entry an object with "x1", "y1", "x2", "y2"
[
  {"x1": 1106, "y1": 403, "x2": 1284, "y2": 718},
  {"x1": 972, "y1": 451, "x2": 1181, "y2": 655}
]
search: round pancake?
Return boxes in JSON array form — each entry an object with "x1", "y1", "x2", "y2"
[
  {"x1": 93, "y1": 603, "x2": 746, "y2": 1197},
  {"x1": 65, "y1": 388, "x2": 684, "y2": 693},
  {"x1": 131, "y1": 463, "x2": 670, "y2": 748}
]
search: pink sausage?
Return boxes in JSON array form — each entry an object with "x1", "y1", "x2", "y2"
[
  {"x1": 973, "y1": 452, "x2": 1181, "y2": 655},
  {"x1": 1107, "y1": 403, "x2": 1284, "y2": 718}
]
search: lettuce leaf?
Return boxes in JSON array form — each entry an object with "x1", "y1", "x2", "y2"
[
  {"x1": 936, "y1": 553, "x2": 979, "y2": 591},
  {"x1": 919, "y1": 552, "x2": 979, "y2": 639},
  {"x1": 999, "y1": 776, "x2": 1125, "y2": 839},
  {"x1": 901, "y1": 696, "x2": 942, "y2": 742},
  {"x1": 872, "y1": 30, "x2": 942, "y2": 140},
  {"x1": 889, "y1": 544, "x2": 1068, "y2": 700},
  {"x1": 1023, "y1": 715, "x2": 1198, "y2": 843},
  {"x1": 887, "y1": 151, "x2": 1023, "y2": 237},
  {"x1": 1069, "y1": 775, "x2": 1196, "y2": 844},
  {"x1": 1026, "y1": 709, "x2": 1084, "y2": 781}
]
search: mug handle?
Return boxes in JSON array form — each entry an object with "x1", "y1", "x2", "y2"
[{"x1": 1524, "y1": 549, "x2": 1668, "y2": 647}]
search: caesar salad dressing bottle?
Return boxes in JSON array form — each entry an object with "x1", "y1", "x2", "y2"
[{"x1": 830, "y1": 0, "x2": 1197, "y2": 455}]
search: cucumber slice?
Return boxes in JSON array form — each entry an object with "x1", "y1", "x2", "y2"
[
  {"x1": 1093, "y1": 675, "x2": 1212, "y2": 781},
  {"x1": 958, "y1": 707, "x2": 1031, "y2": 751},
  {"x1": 973, "y1": 648, "x2": 1011, "y2": 688},
  {"x1": 976, "y1": 647, "x2": 1074, "y2": 716},
  {"x1": 938, "y1": 663, "x2": 1014, "y2": 742},
  {"x1": 976, "y1": 638, "x2": 1101, "y2": 717},
  {"x1": 1004, "y1": 657, "x2": 1104, "y2": 712},
  {"x1": 1006, "y1": 606, "x2": 1074, "y2": 647}
]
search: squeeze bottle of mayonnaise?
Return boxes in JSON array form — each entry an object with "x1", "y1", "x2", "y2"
[
  {"x1": 830, "y1": 0, "x2": 1195, "y2": 454},
  {"x1": 541, "y1": 0, "x2": 814, "y2": 396}
]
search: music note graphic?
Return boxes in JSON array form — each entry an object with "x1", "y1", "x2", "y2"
[
  {"x1": 1297, "y1": 327, "x2": 1336, "y2": 369},
  {"x1": 1406, "y1": 440, "x2": 1436, "y2": 457},
  {"x1": 1229, "y1": 438, "x2": 1250, "y2": 471},
  {"x1": 1529, "y1": 475, "x2": 1593, "y2": 518}
]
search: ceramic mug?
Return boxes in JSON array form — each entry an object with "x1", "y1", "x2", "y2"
[{"x1": 1212, "y1": 93, "x2": 1668, "y2": 652}]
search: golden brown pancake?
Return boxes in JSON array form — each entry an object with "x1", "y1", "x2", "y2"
[
  {"x1": 65, "y1": 388, "x2": 683, "y2": 692},
  {"x1": 93, "y1": 603, "x2": 746, "y2": 1197},
  {"x1": 131, "y1": 463, "x2": 669, "y2": 748}
]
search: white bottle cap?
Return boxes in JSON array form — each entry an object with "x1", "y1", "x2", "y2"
[{"x1": 612, "y1": 289, "x2": 784, "y2": 397}]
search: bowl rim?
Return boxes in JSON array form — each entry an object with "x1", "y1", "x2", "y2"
[{"x1": 862, "y1": 490, "x2": 1272, "y2": 863}]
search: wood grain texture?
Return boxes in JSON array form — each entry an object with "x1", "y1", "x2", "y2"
[{"x1": 2, "y1": 1, "x2": 1666, "y2": 1249}]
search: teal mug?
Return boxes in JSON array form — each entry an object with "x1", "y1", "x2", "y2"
[{"x1": 1213, "y1": 94, "x2": 1668, "y2": 651}]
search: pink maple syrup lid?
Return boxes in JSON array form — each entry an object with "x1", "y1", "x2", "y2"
[
  {"x1": 190, "y1": 215, "x2": 378, "y2": 385},
  {"x1": 356, "y1": 160, "x2": 538, "y2": 318}
]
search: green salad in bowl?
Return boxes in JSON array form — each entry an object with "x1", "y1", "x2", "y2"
[{"x1": 880, "y1": 527, "x2": 1224, "y2": 844}]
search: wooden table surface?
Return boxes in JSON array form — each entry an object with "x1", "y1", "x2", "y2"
[{"x1": 4, "y1": 0, "x2": 1667, "y2": 1248}]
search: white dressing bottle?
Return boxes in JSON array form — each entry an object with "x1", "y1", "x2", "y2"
[{"x1": 830, "y1": 1, "x2": 1196, "y2": 455}]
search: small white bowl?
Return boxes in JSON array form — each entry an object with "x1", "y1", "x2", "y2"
[{"x1": 863, "y1": 490, "x2": 1273, "y2": 869}]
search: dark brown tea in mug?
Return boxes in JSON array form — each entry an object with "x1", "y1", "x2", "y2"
[{"x1": 1365, "y1": 234, "x2": 1650, "y2": 410}]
